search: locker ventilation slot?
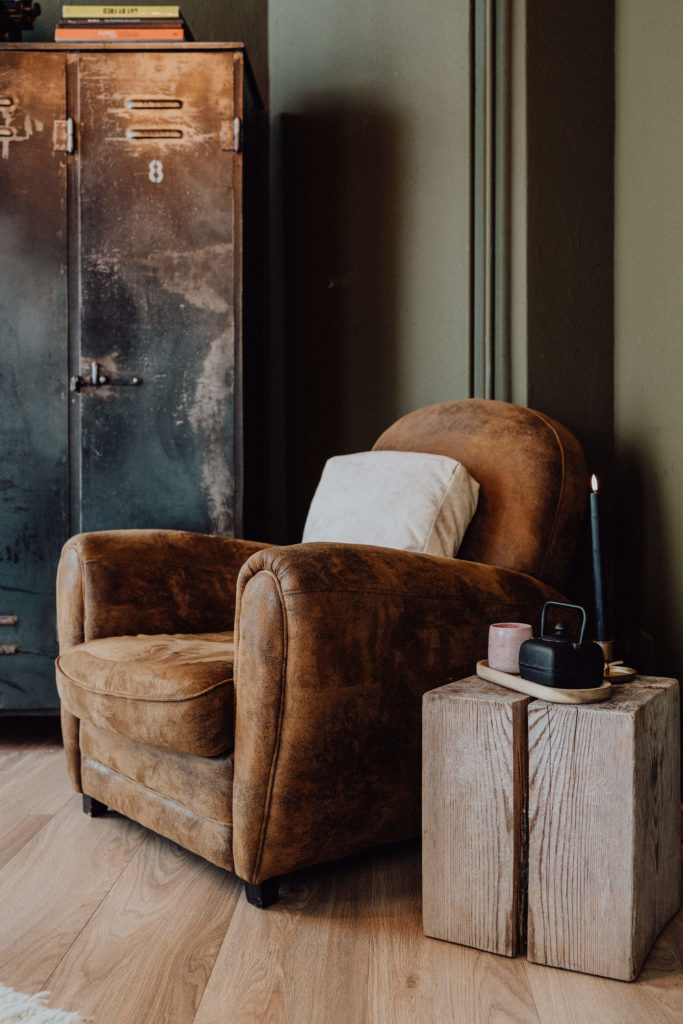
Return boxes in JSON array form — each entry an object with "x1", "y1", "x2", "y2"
[
  {"x1": 125, "y1": 128, "x2": 184, "y2": 140},
  {"x1": 126, "y1": 99, "x2": 183, "y2": 109}
]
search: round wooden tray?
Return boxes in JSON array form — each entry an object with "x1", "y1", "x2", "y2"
[{"x1": 476, "y1": 660, "x2": 613, "y2": 704}]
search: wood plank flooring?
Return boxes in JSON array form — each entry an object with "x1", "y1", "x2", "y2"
[{"x1": 1, "y1": 718, "x2": 682, "y2": 1024}]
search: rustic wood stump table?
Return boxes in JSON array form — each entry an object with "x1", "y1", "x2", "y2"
[{"x1": 422, "y1": 675, "x2": 681, "y2": 981}]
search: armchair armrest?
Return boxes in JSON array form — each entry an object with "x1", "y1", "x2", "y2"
[
  {"x1": 232, "y1": 542, "x2": 565, "y2": 884},
  {"x1": 57, "y1": 529, "x2": 272, "y2": 650}
]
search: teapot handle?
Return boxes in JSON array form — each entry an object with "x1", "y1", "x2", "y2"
[{"x1": 540, "y1": 602, "x2": 587, "y2": 644}]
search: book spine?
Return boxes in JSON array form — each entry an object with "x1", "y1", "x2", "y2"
[
  {"x1": 55, "y1": 25, "x2": 185, "y2": 39},
  {"x1": 58, "y1": 18, "x2": 183, "y2": 26},
  {"x1": 61, "y1": 6, "x2": 180, "y2": 18}
]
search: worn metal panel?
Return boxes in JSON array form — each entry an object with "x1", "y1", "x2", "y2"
[
  {"x1": 0, "y1": 52, "x2": 68, "y2": 709},
  {"x1": 75, "y1": 51, "x2": 242, "y2": 536}
]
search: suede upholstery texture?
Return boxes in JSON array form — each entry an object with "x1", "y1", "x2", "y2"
[
  {"x1": 374, "y1": 399, "x2": 586, "y2": 590},
  {"x1": 57, "y1": 632, "x2": 235, "y2": 756},
  {"x1": 56, "y1": 399, "x2": 588, "y2": 888}
]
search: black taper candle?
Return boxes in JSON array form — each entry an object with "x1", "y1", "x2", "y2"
[{"x1": 590, "y1": 475, "x2": 606, "y2": 641}]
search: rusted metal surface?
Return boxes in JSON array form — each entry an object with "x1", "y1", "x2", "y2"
[
  {"x1": 0, "y1": 46, "x2": 252, "y2": 710},
  {"x1": 76, "y1": 51, "x2": 241, "y2": 538},
  {"x1": 53, "y1": 117, "x2": 74, "y2": 152},
  {"x1": 0, "y1": 51, "x2": 69, "y2": 709}
]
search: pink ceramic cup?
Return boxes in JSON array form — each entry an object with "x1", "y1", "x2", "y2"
[{"x1": 488, "y1": 622, "x2": 533, "y2": 674}]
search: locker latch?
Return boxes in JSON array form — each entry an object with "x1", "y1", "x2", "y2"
[
  {"x1": 53, "y1": 118, "x2": 75, "y2": 154},
  {"x1": 70, "y1": 360, "x2": 143, "y2": 392}
]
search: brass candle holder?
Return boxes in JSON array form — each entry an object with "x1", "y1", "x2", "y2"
[
  {"x1": 596, "y1": 639, "x2": 638, "y2": 681},
  {"x1": 596, "y1": 639, "x2": 614, "y2": 667}
]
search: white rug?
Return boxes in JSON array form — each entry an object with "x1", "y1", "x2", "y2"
[{"x1": 0, "y1": 983, "x2": 86, "y2": 1024}]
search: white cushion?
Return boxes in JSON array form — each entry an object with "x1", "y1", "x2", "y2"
[{"x1": 302, "y1": 450, "x2": 479, "y2": 557}]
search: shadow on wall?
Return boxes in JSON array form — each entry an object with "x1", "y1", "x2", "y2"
[
  {"x1": 274, "y1": 103, "x2": 403, "y2": 541},
  {"x1": 614, "y1": 445, "x2": 683, "y2": 787},
  {"x1": 614, "y1": 446, "x2": 669, "y2": 677}
]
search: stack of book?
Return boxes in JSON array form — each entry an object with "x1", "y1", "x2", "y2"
[{"x1": 54, "y1": 5, "x2": 193, "y2": 41}]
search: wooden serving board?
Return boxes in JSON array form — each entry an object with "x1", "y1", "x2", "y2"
[{"x1": 476, "y1": 660, "x2": 612, "y2": 704}]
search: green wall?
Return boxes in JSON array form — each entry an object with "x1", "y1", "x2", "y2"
[
  {"x1": 268, "y1": 0, "x2": 472, "y2": 535},
  {"x1": 614, "y1": 1, "x2": 683, "y2": 686},
  {"x1": 524, "y1": 1, "x2": 614, "y2": 479}
]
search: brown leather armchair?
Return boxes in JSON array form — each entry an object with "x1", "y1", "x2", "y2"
[{"x1": 56, "y1": 399, "x2": 587, "y2": 907}]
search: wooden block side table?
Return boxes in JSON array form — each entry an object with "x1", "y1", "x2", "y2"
[
  {"x1": 422, "y1": 674, "x2": 681, "y2": 981},
  {"x1": 422, "y1": 676, "x2": 530, "y2": 957},
  {"x1": 527, "y1": 677, "x2": 681, "y2": 981}
]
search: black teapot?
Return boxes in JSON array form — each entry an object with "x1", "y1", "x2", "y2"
[{"x1": 518, "y1": 602, "x2": 604, "y2": 689}]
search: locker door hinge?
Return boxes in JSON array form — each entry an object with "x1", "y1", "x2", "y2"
[
  {"x1": 221, "y1": 117, "x2": 242, "y2": 153},
  {"x1": 53, "y1": 118, "x2": 75, "y2": 154}
]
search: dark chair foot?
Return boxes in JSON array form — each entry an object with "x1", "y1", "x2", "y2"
[
  {"x1": 83, "y1": 794, "x2": 107, "y2": 817},
  {"x1": 244, "y1": 877, "x2": 280, "y2": 908}
]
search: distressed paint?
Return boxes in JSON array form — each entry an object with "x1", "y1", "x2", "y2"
[
  {"x1": 0, "y1": 108, "x2": 45, "y2": 159},
  {"x1": 76, "y1": 50, "x2": 241, "y2": 538},
  {"x1": 0, "y1": 52, "x2": 68, "y2": 709},
  {"x1": 143, "y1": 244, "x2": 233, "y2": 315},
  {"x1": 188, "y1": 330, "x2": 236, "y2": 536}
]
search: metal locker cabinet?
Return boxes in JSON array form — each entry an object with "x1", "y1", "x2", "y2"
[{"x1": 0, "y1": 43, "x2": 261, "y2": 712}]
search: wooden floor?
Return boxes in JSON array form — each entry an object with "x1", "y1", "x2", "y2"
[{"x1": 1, "y1": 720, "x2": 682, "y2": 1024}]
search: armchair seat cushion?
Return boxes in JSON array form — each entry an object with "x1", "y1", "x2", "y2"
[{"x1": 56, "y1": 632, "x2": 235, "y2": 757}]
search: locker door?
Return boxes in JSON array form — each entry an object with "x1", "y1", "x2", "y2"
[
  {"x1": 74, "y1": 51, "x2": 243, "y2": 537},
  {"x1": 0, "y1": 53, "x2": 68, "y2": 709}
]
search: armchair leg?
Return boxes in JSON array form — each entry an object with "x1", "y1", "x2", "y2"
[
  {"x1": 243, "y1": 877, "x2": 280, "y2": 908},
  {"x1": 83, "y1": 794, "x2": 107, "y2": 817}
]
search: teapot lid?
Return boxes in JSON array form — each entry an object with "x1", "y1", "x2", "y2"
[{"x1": 545, "y1": 621, "x2": 577, "y2": 644}]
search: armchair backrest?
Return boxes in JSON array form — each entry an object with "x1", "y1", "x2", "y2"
[{"x1": 373, "y1": 399, "x2": 587, "y2": 591}]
